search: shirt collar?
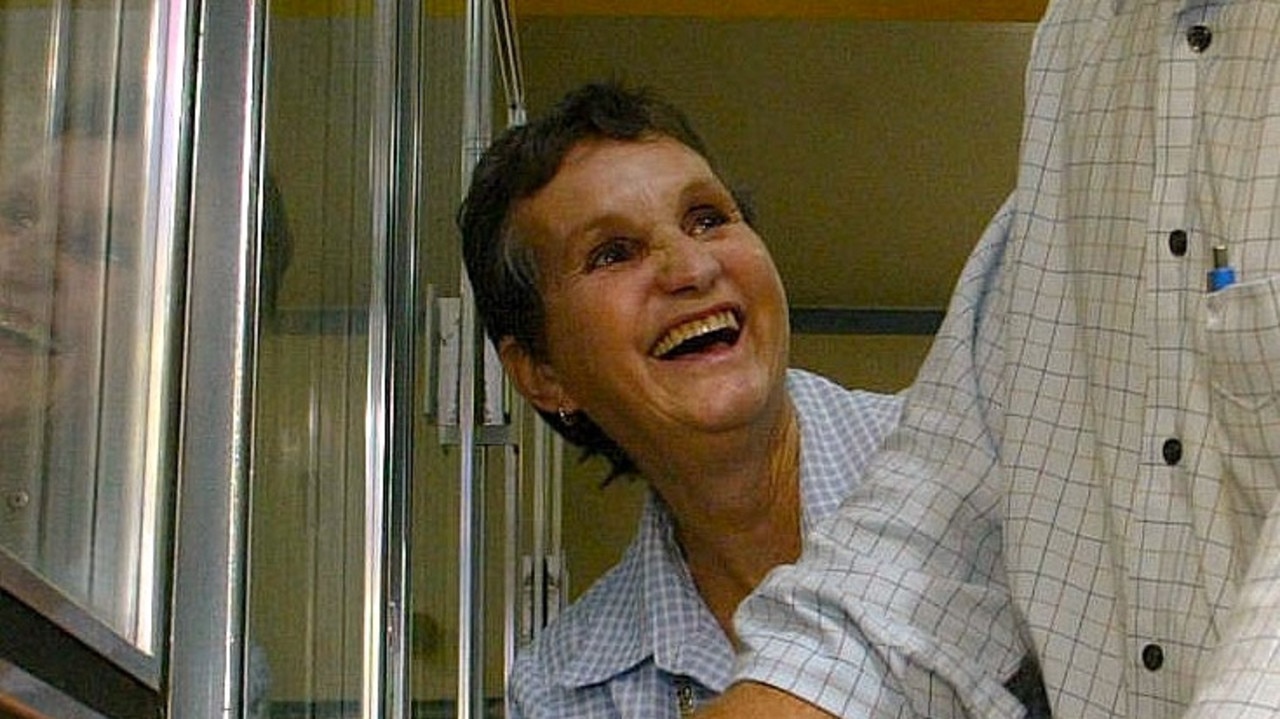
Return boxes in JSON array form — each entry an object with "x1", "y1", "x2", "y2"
[
  {"x1": 792, "y1": 373, "x2": 880, "y2": 534},
  {"x1": 556, "y1": 491, "x2": 734, "y2": 690}
]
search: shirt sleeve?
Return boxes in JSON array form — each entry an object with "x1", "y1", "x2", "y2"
[
  {"x1": 507, "y1": 649, "x2": 547, "y2": 719},
  {"x1": 732, "y1": 198, "x2": 1030, "y2": 719}
]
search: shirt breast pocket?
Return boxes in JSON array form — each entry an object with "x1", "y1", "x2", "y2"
[{"x1": 1205, "y1": 274, "x2": 1280, "y2": 500}]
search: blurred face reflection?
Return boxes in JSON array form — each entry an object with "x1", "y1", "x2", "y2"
[{"x1": 0, "y1": 135, "x2": 140, "y2": 430}]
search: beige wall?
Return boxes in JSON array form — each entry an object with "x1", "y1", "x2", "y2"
[{"x1": 517, "y1": 18, "x2": 1034, "y2": 310}]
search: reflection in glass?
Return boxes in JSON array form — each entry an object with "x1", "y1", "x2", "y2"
[{"x1": 0, "y1": 1, "x2": 175, "y2": 657}]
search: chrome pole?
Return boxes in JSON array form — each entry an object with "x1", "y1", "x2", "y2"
[
  {"x1": 168, "y1": 0, "x2": 263, "y2": 715},
  {"x1": 491, "y1": 0, "x2": 526, "y2": 126},
  {"x1": 502, "y1": 412, "x2": 522, "y2": 718},
  {"x1": 361, "y1": 0, "x2": 393, "y2": 707},
  {"x1": 531, "y1": 418, "x2": 547, "y2": 636},
  {"x1": 362, "y1": 0, "x2": 420, "y2": 716},
  {"x1": 487, "y1": 3, "x2": 527, "y2": 708},
  {"x1": 459, "y1": 0, "x2": 493, "y2": 715},
  {"x1": 387, "y1": 0, "x2": 423, "y2": 713}
]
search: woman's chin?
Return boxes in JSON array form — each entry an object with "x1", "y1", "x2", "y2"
[{"x1": 667, "y1": 372, "x2": 783, "y2": 435}]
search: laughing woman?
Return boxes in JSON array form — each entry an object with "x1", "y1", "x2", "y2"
[{"x1": 459, "y1": 82, "x2": 902, "y2": 718}]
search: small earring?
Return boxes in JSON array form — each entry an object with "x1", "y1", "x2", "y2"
[{"x1": 557, "y1": 406, "x2": 577, "y2": 426}]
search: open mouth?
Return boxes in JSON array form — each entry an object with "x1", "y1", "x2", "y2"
[{"x1": 651, "y1": 309, "x2": 742, "y2": 360}]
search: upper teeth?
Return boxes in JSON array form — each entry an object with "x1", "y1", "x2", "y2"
[{"x1": 651, "y1": 309, "x2": 739, "y2": 358}]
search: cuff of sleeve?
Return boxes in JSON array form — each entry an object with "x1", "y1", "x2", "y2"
[{"x1": 732, "y1": 576, "x2": 1027, "y2": 718}]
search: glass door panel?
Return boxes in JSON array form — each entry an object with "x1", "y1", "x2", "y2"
[
  {"x1": 248, "y1": 0, "x2": 376, "y2": 715},
  {"x1": 409, "y1": 5, "x2": 469, "y2": 715},
  {"x1": 247, "y1": 0, "x2": 525, "y2": 716},
  {"x1": 0, "y1": 0, "x2": 186, "y2": 680}
]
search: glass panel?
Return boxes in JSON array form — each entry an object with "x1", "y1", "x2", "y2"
[
  {"x1": 0, "y1": 0, "x2": 179, "y2": 660},
  {"x1": 409, "y1": 6, "x2": 468, "y2": 715},
  {"x1": 248, "y1": 0, "x2": 513, "y2": 716},
  {"x1": 247, "y1": 1, "x2": 374, "y2": 715}
]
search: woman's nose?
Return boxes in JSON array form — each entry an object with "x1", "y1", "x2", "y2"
[{"x1": 654, "y1": 231, "x2": 720, "y2": 294}]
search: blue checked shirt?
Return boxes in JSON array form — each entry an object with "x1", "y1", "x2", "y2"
[
  {"x1": 735, "y1": 0, "x2": 1280, "y2": 716},
  {"x1": 506, "y1": 369, "x2": 903, "y2": 718}
]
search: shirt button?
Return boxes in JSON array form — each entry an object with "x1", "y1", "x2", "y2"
[
  {"x1": 1142, "y1": 643, "x2": 1165, "y2": 671},
  {"x1": 1168, "y1": 229, "x2": 1188, "y2": 256},
  {"x1": 1162, "y1": 438, "x2": 1183, "y2": 465},
  {"x1": 1187, "y1": 24, "x2": 1212, "y2": 52}
]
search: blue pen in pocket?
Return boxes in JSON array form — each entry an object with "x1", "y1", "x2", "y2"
[{"x1": 1207, "y1": 245, "x2": 1236, "y2": 292}]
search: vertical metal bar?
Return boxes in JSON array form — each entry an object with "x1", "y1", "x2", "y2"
[
  {"x1": 531, "y1": 419, "x2": 547, "y2": 635},
  {"x1": 490, "y1": 0, "x2": 525, "y2": 126},
  {"x1": 167, "y1": 0, "x2": 263, "y2": 715},
  {"x1": 137, "y1": 0, "x2": 196, "y2": 665},
  {"x1": 42, "y1": 0, "x2": 70, "y2": 137},
  {"x1": 390, "y1": 0, "x2": 422, "y2": 714},
  {"x1": 361, "y1": 0, "x2": 420, "y2": 716},
  {"x1": 361, "y1": 0, "x2": 391, "y2": 707},
  {"x1": 485, "y1": 4, "x2": 527, "y2": 705},
  {"x1": 457, "y1": 284, "x2": 482, "y2": 719},
  {"x1": 502, "y1": 436, "x2": 521, "y2": 718},
  {"x1": 88, "y1": 0, "x2": 128, "y2": 638},
  {"x1": 459, "y1": 0, "x2": 492, "y2": 715},
  {"x1": 551, "y1": 436, "x2": 564, "y2": 559},
  {"x1": 550, "y1": 432, "x2": 565, "y2": 619}
]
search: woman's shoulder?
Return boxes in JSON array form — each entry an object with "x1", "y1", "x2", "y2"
[
  {"x1": 786, "y1": 369, "x2": 906, "y2": 524},
  {"x1": 509, "y1": 532, "x2": 650, "y2": 706},
  {"x1": 786, "y1": 368, "x2": 904, "y2": 425}
]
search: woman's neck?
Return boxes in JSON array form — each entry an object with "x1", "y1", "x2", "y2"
[{"x1": 652, "y1": 400, "x2": 803, "y2": 646}]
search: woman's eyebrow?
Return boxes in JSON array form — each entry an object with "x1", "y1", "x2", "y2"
[
  {"x1": 678, "y1": 175, "x2": 732, "y2": 204},
  {"x1": 562, "y1": 211, "x2": 631, "y2": 244}
]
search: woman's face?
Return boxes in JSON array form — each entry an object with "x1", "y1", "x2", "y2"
[
  {"x1": 506, "y1": 136, "x2": 790, "y2": 461},
  {"x1": 0, "y1": 136, "x2": 138, "y2": 428}
]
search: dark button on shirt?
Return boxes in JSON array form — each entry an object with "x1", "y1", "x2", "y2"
[
  {"x1": 1142, "y1": 643, "x2": 1165, "y2": 671},
  {"x1": 1168, "y1": 229, "x2": 1188, "y2": 256},
  {"x1": 1162, "y1": 438, "x2": 1183, "y2": 466},
  {"x1": 1187, "y1": 24, "x2": 1212, "y2": 52}
]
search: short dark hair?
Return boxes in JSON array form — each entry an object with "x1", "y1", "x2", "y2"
[{"x1": 458, "y1": 81, "x2": 749, "y2": 479}]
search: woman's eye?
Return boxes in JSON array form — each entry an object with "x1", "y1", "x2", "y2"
[
  {"x1": 586, "y1": 238, "x2": 638, "y2": 270},
  {"x1": 686, "y1": 206, "x2": 731, "y2": 236}
]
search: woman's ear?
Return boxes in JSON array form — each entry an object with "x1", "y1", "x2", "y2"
[{"x1": 498, "y1": 337, "x2": 572, "y2": 414}]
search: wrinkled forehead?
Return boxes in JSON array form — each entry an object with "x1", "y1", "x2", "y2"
[{"x1": 521, "y1": 136, "x2": 719, "y2": 219}]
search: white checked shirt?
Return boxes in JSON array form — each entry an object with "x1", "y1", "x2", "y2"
[
  {"x1": 507, "y1": 370, "x2": 902, "y2": 718},
  {"x1": 734, "y1": 0, "x2": 1280, "y2": 717}
]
